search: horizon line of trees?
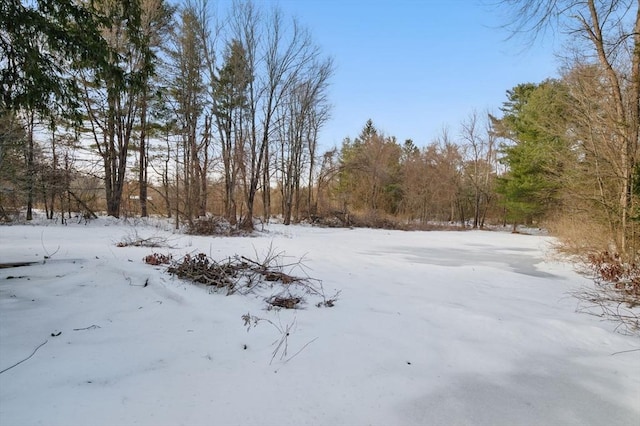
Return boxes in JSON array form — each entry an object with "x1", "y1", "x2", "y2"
[{"x1": 1, "y1": 0, "x2": 638, "y2": 260}]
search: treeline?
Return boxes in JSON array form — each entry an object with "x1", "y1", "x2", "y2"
[
  {"x1": 1, "y1": 0, "x2": 638, "y2": 260},
  {"x1": 1, "y1": 0, "x2": 332, "y2": 231}
]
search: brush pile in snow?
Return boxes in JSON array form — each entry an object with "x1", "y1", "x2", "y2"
[{"x1": 151, "y1": 251, "x2": 338, "y2": 309}]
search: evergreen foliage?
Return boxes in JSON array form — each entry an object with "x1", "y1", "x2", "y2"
[
  {"x1": 0, "y1": 0, "x2": 112, "y2": 118},
  {"x1": 494, "y1": 80, "x2": 571, "y2": 227}
]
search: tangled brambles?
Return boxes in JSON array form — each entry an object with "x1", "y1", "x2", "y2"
[
  {"x1": 572, "y1": 251, "x2": 640, "y2": 335},
  {"x1": 588, "y1": 251, "x2": 640, "y2": 304}
]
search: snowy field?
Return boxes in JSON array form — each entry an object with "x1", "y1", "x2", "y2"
[{"x1": 0, "y1": 218, "x2": 638, "y2": 426}]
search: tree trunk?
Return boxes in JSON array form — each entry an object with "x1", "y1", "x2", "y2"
[
  {"x1": 587, "y1": 0, "x2": 635, "y2": 254},
  {"x1": 25, "y1": 112, "x2": 35, "y2": 221},
  {"x1": 139, "y1": 91, "x2": 148, "y2": 217},
  {"x1": 105, "y1": 90, "x2": 119, "y2": 217},
  {"x1": 262, "y1": 140, "x2": 270, "y2": 222},
  {"x1": 199, "y1": 115, "x2": 211, "y2": 218}
]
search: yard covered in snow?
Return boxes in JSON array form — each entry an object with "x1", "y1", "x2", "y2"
[{"x1": 0, "y1": 218, "x2": 638, "y2": 426}]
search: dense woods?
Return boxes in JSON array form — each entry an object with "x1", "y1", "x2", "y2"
[{"x1": 1, "y1": 0, "x2": 638, "y2": 261}]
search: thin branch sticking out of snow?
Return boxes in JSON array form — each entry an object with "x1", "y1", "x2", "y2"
[{"x1": 0, "y1": 340, "x2": 48, "y2": 375}]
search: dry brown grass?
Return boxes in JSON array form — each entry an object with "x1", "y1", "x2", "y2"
[{"x1": 545, "y1": 214, "x2": 615, "y2": 257}]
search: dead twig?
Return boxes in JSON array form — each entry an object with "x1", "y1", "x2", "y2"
[
  {"x1": 73, "y1": 325, "x2": 101, "y2": 331},
  {"x1": 242, "y1": 313, "x2": 317, "y2": 366},
  {"x1": 41, "y1": 231, "x2": 60, "y2": 260},
  {"x1": 274, "y1": 337, "x2": 319, "y2": 373},
  {"x1": 572, "y1": 288, "x2": 640, "y2": 335},
  {"x1": 0, "y1": 340, "x2": 48, "y2": 375},
  {"x1": 240, "y1": 255, "x2": 266, "y2": 269},
  {"x1": 610, "y1": 348, "x2": 640, "y2": 356},
  {"x1": 270, "y1": 318, "x2": 295, "y2": 364},
  {"x1": 129, "y1": 278, "x2": 149, "y2": 287}
]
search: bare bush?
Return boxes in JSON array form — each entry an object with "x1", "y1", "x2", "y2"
[
  {"x1": 587, "y1": 252, "x2": 640, "y2": 300},
  {"x1": 572, "y1": 288, "x2": 639, "y2": 335},
  {"x1": 571, "y1": 251, "x2": 640, "y2": 335},
  {"x1": 309, "y1": 209, "x2": 467, "y2": 232},
  {"x1": 186, "y1": 216, "x2": 248, "y2": 236},
  {"x1": 347, "y1": 211, "x2": 398, "y2": 229}
]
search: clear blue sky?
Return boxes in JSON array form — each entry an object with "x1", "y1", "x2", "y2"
[{"x1": 222, "y1": 0, "x2": 560, "y2": 150}]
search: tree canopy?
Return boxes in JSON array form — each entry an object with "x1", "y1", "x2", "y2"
[{"x1": 0, "y1": 0, "x2": 113, "y2": 117}]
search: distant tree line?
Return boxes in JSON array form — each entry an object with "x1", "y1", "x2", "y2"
[{"x1": 1, "y1": 0, "x2": 638, "y2": 260}]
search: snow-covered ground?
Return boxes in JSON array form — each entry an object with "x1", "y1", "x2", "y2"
[{"x1": 1, "y1": 219, "x2": 638, "y2": 426}]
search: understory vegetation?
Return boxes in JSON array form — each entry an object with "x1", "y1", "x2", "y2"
[{"x1": 572, "y1": 252, "x2": 640, "y2": 334}]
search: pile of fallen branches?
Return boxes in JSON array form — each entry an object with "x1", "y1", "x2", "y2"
[
  {"x1": 167, "y1": 253, "x2": 239, "y2": 292},
  {"x1": 186, "y1": 216, "x2": 250, "y2": 236},
  {"x1": 157, "y1": 249, "x2": 338, "y2": 309},
  {"x1": 117, "y1": 229, "x2": 173, "y2": 248},
  {"x1": 572, "y1": 251, "x2": 639, "y2": 335}
]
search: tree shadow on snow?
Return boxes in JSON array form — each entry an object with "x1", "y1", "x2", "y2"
[{"x1": 400, "y1": 355, "x2": 638, "y2": 426}]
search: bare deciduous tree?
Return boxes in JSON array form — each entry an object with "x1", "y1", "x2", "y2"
[
  {"x1": 460, "y1": 111, "x2": 496, "y2": 229},
  {"x1": 228, "y1": 2, "x2": 330, "y2": 230},
  {"x1": 276, "y1": 57, "x2": 333, "y2": 225},
  {"x1": 501, "y1": 0, "x2": 639, "y2": 255}
]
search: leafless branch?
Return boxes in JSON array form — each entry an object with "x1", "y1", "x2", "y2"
[
  {"x1": 0, "y1": 340, "x2": 48, "y2": 375},
  {"x1": 242, "y1": 312, "x2": 318, "y2": 366},
  {"x1": 571, "y1": 288, "x2": 640, "y2": 335},
  {"x1": 73, "y1": 325, "x2": 101, "y2": 331},
  {"x1": 610, "y1": 348, "x2": 640, "y2": 355},
  {"x1": 40, "y1": 231, "x2": 60, "y2": 260}
]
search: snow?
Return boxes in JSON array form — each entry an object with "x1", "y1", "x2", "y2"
[{"x1": 1, "y1": 219, "x2": 639, "y2": 426}]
